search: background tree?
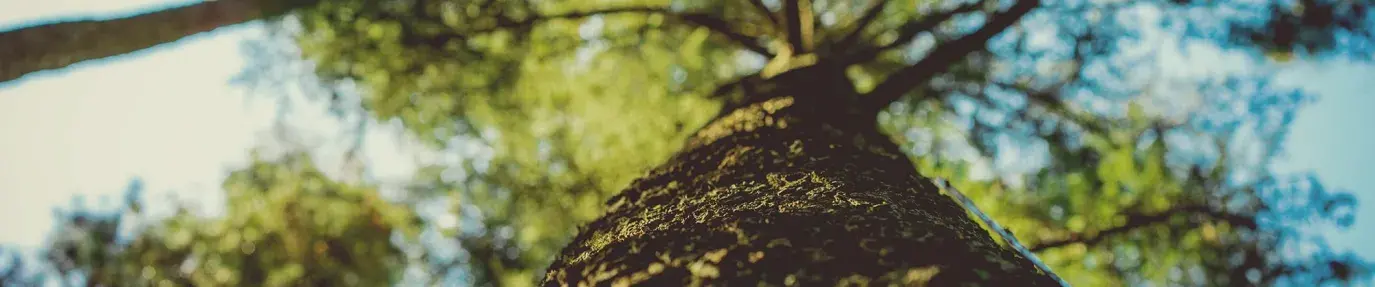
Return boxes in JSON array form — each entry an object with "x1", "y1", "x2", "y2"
[
  {"x1": 0, "y1": 247, "x2": 46, "y2": 286},
  {"x1": 6, "y1": 0, "x2": 1373, "y2": 286},
  {"x1": 31, "y1": 154, "x2": 419, "y2": 286},
  {"x1": 256, "y1": 0, "x2": 1370, "y2": 285}
]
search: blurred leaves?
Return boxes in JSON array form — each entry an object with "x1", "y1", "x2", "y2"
[{"x1": 37, "y1": 155, "x2": 417, "y2": 286}]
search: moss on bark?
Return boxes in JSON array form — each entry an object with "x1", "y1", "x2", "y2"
[{"x1": 543, "y1": 68, "x2": 1060, "y2": 286}]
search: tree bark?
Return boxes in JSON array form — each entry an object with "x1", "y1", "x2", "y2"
[
  {"x1": 543, "y1": 66, "x2": 1061, "y2": 286},
  {"x1": 0, "y1": 0, "x2": 313, "y2": 84}
]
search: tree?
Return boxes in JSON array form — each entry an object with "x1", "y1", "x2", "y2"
[
  {"x1": 0, "y1": 0, "x2": 319, "y2": 84},
  {"x1": 0, "y1": 247, "x2": 47, "y2": 286},
  {"x1": 11, "y1": 0, "x2": 1373, "y2": 285},
  {"x1": 250, "y1": 0, "x2": 1372, "y2": 285},
  {"x1": 37, "y1": 155, "x2": 420, "y2": 286}
]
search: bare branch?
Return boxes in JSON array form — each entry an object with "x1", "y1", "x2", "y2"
[
  {"x1": 1029, "y1": 205, "x2": 1257, "y2": 252},
  {"x1": 986, "y1": 80, "x2": 1114, "y2": 137},
  {"x1": 861, "y1": 0, "x2": 1040, "y2": 111}
]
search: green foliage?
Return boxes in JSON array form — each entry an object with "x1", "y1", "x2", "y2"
[{"x1": 40, "y1": 155, "x2": 418, "y2": 286}]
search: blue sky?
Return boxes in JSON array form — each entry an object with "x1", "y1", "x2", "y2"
[
  {"x1": 0, "y1": 0, "x2": 1371, "y2": 282},
  {"x1": 1271, "y1": 61, "x2": 1375, "y2": 260}
]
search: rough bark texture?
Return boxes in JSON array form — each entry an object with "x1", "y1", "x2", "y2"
[
  {"x1": 0, "y1": 0, "x2": 311, "y2": 84},
  {"x1": 543, "y1": 66, "x2": 1060, "y2": 286}
]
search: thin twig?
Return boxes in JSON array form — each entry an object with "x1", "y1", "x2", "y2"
[
  {"x1": 675, "y1": 13, "x2": 775, "y2": 57},
  {"x1": 839, "y1": 0, "x2": 985, "y2": 65},
  {"x1": 1028, "y1": 205, "x2": 1257, "y2": 252},
  {"x1": 835, "y1": 0, "x2": 891, "y2": 53},
  {"x1": 749, "y1": 0, "x2": 780, "y2": 27}
]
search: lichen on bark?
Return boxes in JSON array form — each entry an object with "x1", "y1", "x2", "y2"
[{"x1": 543, "y1": 68, "x2": 1061, "y2": 286}]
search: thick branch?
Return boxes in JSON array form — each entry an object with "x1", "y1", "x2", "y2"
[
  {"x1": 834, "y1": 0, "x2": 891, "y2": 53},
  {"x1": 675, "y1": 14, "x2": 776, "y2": 58},
  {"x1": 784, "y1": 0, "x2": 815, "y2": 53},
  {"x1": 1028, "y1": 205, "x2": 1257, "y2": 252},
  {"x1": 861, "y1": 0, "x2": 1039, "y2": 111},
  {"x1": 0, "y1": 0, "x2": 309, "y2": 84}
]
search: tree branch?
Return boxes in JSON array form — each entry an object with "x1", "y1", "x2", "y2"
[
  {"x1": 675, "y1": 14, "x2": 776, "y2": 58},
  {"x1": 784, "y1": 0, "x2": 815, "y2": 53},
  {"x1": 0, "y1": 0, "x2": 302, "y2": 84},
  {"x1": 1028, "y1": 205, "x2": 1257, "y2": 252},
  {"x1": 839, "y1": 1, "x2": 985, "y2": 65},
  {"x1": 709, "y1": 74, "x2": 762, "y2": 99},
  {"x1": 481, "y1": 7, "x2": 687, "y2": 31},
  {"x1": 987, "y1": 80, "x2": 1113, "y2": 137},
  {"x1": 861, "y1": 0, "x2": 1039, "y2": 111},
  {"x1": 834, "y1": 0, "x2": 891, "y2": 53}
]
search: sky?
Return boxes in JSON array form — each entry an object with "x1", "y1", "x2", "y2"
[
  {"x1": 1271, "y1": 61, "x2": 1375, "y2": 259},
  {"x1": 0, "y1": 0, "x2": 1372, "y2": 281},
  {"x1": 0, "y1": 0, "x2": 271, "y2": 248}
]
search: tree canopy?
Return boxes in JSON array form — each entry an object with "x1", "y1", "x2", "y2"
[{"x1": 3, "y1": 0, "x2": 1372, "y2": 286}]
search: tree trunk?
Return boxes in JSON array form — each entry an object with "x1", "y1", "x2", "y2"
[
  {"x1": 543, "y1": 65, "x2": 1061, "y2": 286},
  {"x1": 0, "y1": 0, "x2": 312, "y2": 84}
]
